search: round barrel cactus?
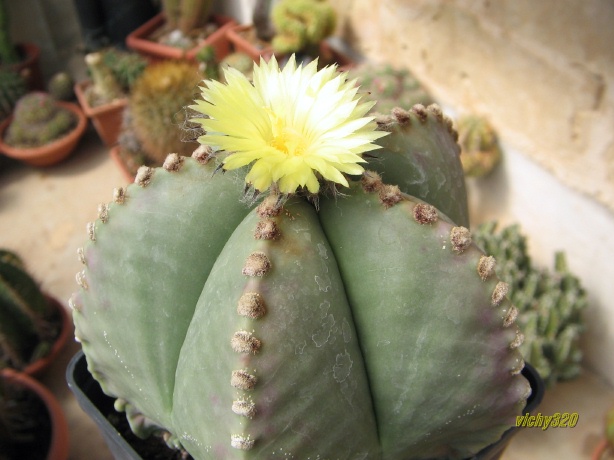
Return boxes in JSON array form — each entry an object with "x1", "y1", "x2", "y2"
[{"x1": 71, "y1": 57, "x2": 530, "y2": 459}]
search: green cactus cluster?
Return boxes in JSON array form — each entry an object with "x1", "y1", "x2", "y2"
[
  {"x1": 0, "y1": 250, "x2": 57, "y2": 371},
  {"x1": 72, "y1": 102, "x2": 530, "y2": 458},
  {"x1": 4, "y1": 92, "x2": 76, "y2": 148},
  {"x1": 271, "y1": 0, "x2": 336, "y2": 56},
  {"x1": 0, "y1": 68, "x2": 26, "y2": 121},
  {"x1": 118, "y1": 60, "x2": 202, "y2": 174},
  {"x1": 348, "y1": 63, "x2": 435, "y2": 115},
  {"x1": 473, "y1": 222, "x2": 586, "y2": 387},
  {"x1": 457, "y1": 115, "x2": 502, "y2": 178},
  {"x1": 100, "y1": 48, "x2": 148, "y2": 93}
]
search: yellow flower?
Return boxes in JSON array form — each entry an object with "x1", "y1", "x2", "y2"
[{"x1": 191, "y1": 55, "x2": 387, "y2": 194}]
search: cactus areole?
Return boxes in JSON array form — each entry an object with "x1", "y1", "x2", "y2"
[{"x1": 72, "y1": 56, "x2": 531, "y2": 459}]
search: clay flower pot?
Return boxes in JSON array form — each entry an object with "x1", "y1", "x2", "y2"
[
  {"x1": 0, "y1": 101, "x2": 87, "y2": 166},
  {"x1": 109, "y1": 145, "x2": 136, "y2": 183},
  {"x1": 1, "y1": 368, "x2": 70, "y2": 460},
  {"x1": 226, "y1": 24, "x2": 274, "y2": 61},
  {"x1": 126, "y1": 12, "x2": 235, "y2": 62},
  {"x1": 74, "y1": 79, "x2": 127, "y2": 147}
]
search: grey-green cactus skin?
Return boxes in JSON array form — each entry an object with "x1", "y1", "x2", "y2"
[
  {"x1": 72, "y1": 107, "x2": 529, "y2": 459},
  {"x1": 473, "y1": 222, "x2": 586, "y2": 387},
  {"x1": 367, "y1": 105, "x2": 469, "y2": 228}
]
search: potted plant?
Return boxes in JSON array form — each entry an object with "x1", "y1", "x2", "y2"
[
  {"x1": 1, "y1": 368, "x2": 69, "y2": 460},
  {"x1": 0, "y1": 92, "x2": 87, "y2": 166},
  {"x1": 473, "y1": 222, "x2": 587, "y2": 387},
  {"x1": 68, "y1": 56, "x2": 542, "y2": 458},
  {"x1": 0, "y1": 249, "x2": 72, "y2": 378},
  {"x1": 111, "y1": 59, "x2": 203, "y2": 180},
  {"x1": 74, "y1": 48, "x2": 148, "y2": 147},
  {"x1": 227, "y1": 0, "x2": 351, "y2": 67},
  {"x1": 0, "y1": 0, "x2": 43, "y2": 91},
  {"x1": 126, "y1": 0, "x2": 235, "y2": 62}
]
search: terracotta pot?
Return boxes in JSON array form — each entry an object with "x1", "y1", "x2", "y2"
[
  {"x1": 109, "y1": 145, "x2": 136, "y2": 183},
  {"x1": 21, "y1": 295, "x2": 72, "y2": 379},
  {"x1": 1, "y1": 368, "x2": 70, "y2": 460},
  {"x1": 74, "y1": 80, "x2": 127, "y2": 147},
  {"x1": 226, "y1": 24, "x2": 274, "y2": 61},
  {"x1": 126, "y1": 12, "x2": 235, "y2": 62},
  {"x1": 0, "y1": 101, "x2": 87, "y2": 166}
]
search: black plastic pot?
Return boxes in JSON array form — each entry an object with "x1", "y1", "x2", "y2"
[{"x1": 67, "y1": 351, "x2": 544, "y2": 460}]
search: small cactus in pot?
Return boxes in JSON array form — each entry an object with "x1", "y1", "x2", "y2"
[
  {"x1": 116, "y1": 59, "x2": 202, "y2": 176},
  {"x1": 3, "y1": 92, "x2": 76, "y2": 148},
  {"x1": 270, "y1": 0, "x2": 336, "y2": 61},
  {"x1": 0, "y1": 250, "x2": 62, "y2": 373},
  {"x1": 72, "y1": 56, "x2": 531, "y2": 459}
]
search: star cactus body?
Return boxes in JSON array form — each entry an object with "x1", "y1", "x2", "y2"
[{"x1": 72, "y1": 57, "x2": 531, "y2": 459}]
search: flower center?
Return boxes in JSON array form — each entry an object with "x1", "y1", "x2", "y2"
[{"x1": 269, "y1": 111, "x2": 307, "y2": 157}]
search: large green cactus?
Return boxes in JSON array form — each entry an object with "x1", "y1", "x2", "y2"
[{"x1": 72, "y1": 57, "x2": 530, "y2": 459}]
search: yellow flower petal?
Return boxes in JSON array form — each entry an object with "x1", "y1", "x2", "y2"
[{"x1": 191, "y1": 54, "x2": 387, "y2": 194}]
